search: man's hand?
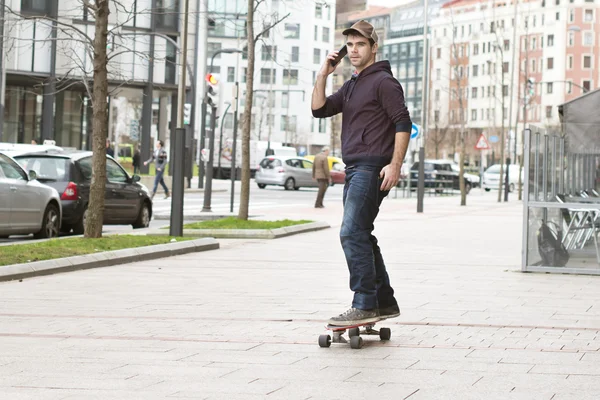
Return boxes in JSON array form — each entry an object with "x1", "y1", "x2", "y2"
[
  {"x1": 379, "y1": 163, "x2": 401, "y2": 191},
  {"x1": 318, "y1": 51, "x2": 340, "y2": 78},
  {"x1": 143, "y1": 161, "x2": 148, "y2": 166},
  {"x1": 157, "y1": 168, "x2": 161, "y2": 172}
]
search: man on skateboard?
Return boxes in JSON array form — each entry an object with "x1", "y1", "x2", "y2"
[{"x1": 311, "y1": 20, "x2": 412, "y2": 326}]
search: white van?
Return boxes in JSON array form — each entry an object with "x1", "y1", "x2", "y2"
[{"x1": 483, "y1": 164, "x2": 524, "y2": 192}]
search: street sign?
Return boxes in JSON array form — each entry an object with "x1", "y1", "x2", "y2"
[
  {"x1": 411, "y1": 123, "x2": 420, "y2": 139},
  {"x1": 129, "y1": 120, "x2": 139, "y2": 141},
  {"x1": 474, "y1": 134, "x2": 491, "y2": 150}
]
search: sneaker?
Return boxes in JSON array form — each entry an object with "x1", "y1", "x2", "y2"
[
  {"x1": 328, "y1": 307, "x2": 380, "y2": 326},
  {"x1": 378, "y1": 304, "x2": 401, "y2": 320},
  {"x1": 164, "y1": 193, "x2": 170, "y2": 199}
]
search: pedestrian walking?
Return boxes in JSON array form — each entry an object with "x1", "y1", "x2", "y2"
[
  {"x1": 311, "y1": 20, "x2": 412, "y2": 326},
  {"x1": 312, "y1": 147, "x2": 331, "y2": 208},
  {"x1": 106, "y1": 139, "x2": 114, "y2": 157},
  {"x1": 144, "y1": 140, "x2": 170, "y2": 200},
  {"x1": 132, "y1": 144, "x2": 141, "y2": 175}
]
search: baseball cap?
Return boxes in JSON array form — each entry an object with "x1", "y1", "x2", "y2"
[{"x1": 342, "y1": 20, "x2": 379, "y2": 44}]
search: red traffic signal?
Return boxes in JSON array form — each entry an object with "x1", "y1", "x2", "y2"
[{"x1": 206, "y1": 73, "x2": 218, "y2": 85}]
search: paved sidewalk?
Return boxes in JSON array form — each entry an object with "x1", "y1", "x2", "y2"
[{"x1": 1, "y1": 192, "x2": 600, "y2": 399}]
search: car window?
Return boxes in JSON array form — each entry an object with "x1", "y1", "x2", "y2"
[
  {"x1": 77, "y1": 157, "x2": 93, "y2": 181},
  {"x1": 14, "y1": 156, "x2": 69, "y2": 181},
  {"x1": 302, "y1": 160, "x2": 313, "y2": 169},
  {"x1": 0, "y1": 154, "x2": 27, "y2": 181},
  {"x1": 259, "y1": 158, "x2": 282, "y2": 169},
  {"x1": 286, "y1": 159, "x2": 302, "y2": 168},
  {"x1": 106, "y1": 159, "x2": 128, "y2": 183}
]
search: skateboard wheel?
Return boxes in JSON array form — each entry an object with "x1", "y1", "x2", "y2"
[
  {"x1": 348, "y1": 327, "x2": 360, "y2": 337},
  {"x1": 318, "y1": 334, "x2": 332, "y2": 348},
  {"x1": 379, "y1": 327, "x2": 391, "y2": 341},
  {"x1": 350, "y1": 336, "x2": 363, "y2": 349}
]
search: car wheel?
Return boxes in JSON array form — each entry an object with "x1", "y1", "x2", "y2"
[
  {"x1": 257, "y1": 183, "x2": 266, "y2": 189},
  {"x1": 132, "y1": 201, "x2": 151, "y2": 229},
  {"x1": 485, "y1": 188, "x2": 491, "y2": 192},
  {"x1": 329, "y1": 182, "x2": 334, "y2": 187},
  {"x1": 284, "y1": 178, "x2": 295, "y2": 190},
  {"x1": 509, "y1": 183, "x2": 515, "y2": 192},
  {"x1": 465, "y1": 182, "x2": 472, "y2": 194},
  {"x1": 34, "y1": 204, "x2": 60, "y2": 239},
  {"x1": 72, "y1": 207, "x2": 87, "y2": 235}
]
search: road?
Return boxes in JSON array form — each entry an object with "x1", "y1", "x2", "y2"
[{"x1": 0, "y1": 180, "x2": 347, "y2": 243}]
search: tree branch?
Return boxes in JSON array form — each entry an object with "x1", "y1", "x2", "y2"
[{"x1": 255, "y1": 12, "x2": 290, "y2": 42}]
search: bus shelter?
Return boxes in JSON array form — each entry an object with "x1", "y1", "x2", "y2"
[{"x1": 522, "y1": 90, "x2": 600, "y2": 274}]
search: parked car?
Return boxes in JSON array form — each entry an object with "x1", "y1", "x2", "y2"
[
  {"x1": 0, "y1": 152, "x2": 62, "y2": 239},
  {"x1": 255, "y1": 156, "x2": 319, "y2": 190},
  {"x1": 483, "y1": 164, "x2": 524, "y2": 192},
  {"x1": 12, "y1": 151, "x2": 152, "y2": 234},
  {"x1": 410, "y1": 160, "x2": 472, "y2": 194}
]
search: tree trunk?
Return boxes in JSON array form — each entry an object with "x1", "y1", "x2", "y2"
[
  {"x1": 84, "y1": 1, "x2": 110, "y2": 238},
  {"x1": 238, "y1": 0, "x2": 255, "y2": 221}
]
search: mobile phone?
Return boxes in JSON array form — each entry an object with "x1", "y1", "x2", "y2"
[{"x1": 330, "y1": 45, "x2": 348, "y2": 67}]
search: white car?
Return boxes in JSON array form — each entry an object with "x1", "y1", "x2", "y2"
[
  {"x1": 450, "y1": 163, "x2": 480, "y2": 187},
  {"x1": 0, "y1": 152, "x2": 62, "y2": 239},
  {"x1": 483, "y1": 164, "x2": 524, "y2": 192}
]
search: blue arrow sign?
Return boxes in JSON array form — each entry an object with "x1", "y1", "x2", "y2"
[
  {"x1": 411, "y1": 123, "x2": 420, "y2": 139},
  {"x1": 489, "y1": 135, "x2": 499, "y2": 143}
]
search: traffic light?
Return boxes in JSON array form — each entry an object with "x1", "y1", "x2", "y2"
[
  {"x1": 527, "y1": 78, "x2": 535, "y2": 97},
  {"x1": 183, "y1": 103, "x2": 192, "y2": 125},
  {"x1": 206, "y1": 73, "x2": 221, "y2": 110}
]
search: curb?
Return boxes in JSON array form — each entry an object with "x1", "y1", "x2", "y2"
[
  {"x1": 0, "y1": 238, "x2": 219, "y2": 282},
  {"x1": 147, "y1": 221, "x2": 330, "y2": 239},
  {"x1": 153, "y1": 213, "x2": 260, "y2": 221}
]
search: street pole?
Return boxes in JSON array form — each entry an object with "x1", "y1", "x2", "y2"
[
  {"x1": 508, "y1": 0, "x2": 518, "y2": 167},
  {"x1": 170, "y1": 0, "x2": 190, "y2": 236},
  {"x1": 196, "y1": 0, "x2": 208, "y2": 188},
  {"x1": 417, "y1": 0, "x2": 429, "y2": 213},
  {"x1": 202, "y1": 106, "x2": 217, "y2": 212},
  {"x1": 230, "y1": 82, "x2": 239, "y2": 213},
  {"x1": 0, "y1": 0, "x2": 5, "y2": 140},
  {"x1": 217, "y1": 102, "x2": 231, "y2": 179}
]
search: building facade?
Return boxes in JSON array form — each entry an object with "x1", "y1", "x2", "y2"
[
  {"x1": 1, "y1": 0, "x2": 196, "y2": 167},
  {"x1": 208, "y1": 0, "x2": 336, "y2": 155}
]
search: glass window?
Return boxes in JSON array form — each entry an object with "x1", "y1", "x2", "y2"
[
  {"x1": 207, "y1": 42, "x2": 222, "y2": 59},
  {"x1": 21, "y1": 0, "x2": 52, "y2": 14},
  {"x1": 315, "y1": 3, "x2": 322, "y2": 18},
  {"x1": 291, "y1": 46, "x2": 299, "y2": 62},
  {"x1": 15, "y1": 156, "x2": 69, "y2": 182},
  {"x1": 584, "y1": 55, "x2": 592, "y2": 68},
  {"x1": 585, "y1": 9, "x2": 594, "y2": 22},
  {"x1": 2, "y1": 86, "x2": 42, "y2": 145},
  {"x1": 547, "y1": 82, "x2": 553, "y2": 93},
  {"x1": 322, "y1": 27, "x2": 330, "y2": 42},
  {"x1": 408, "y1": 62, "x2": 416, "y2": 78},
  {"x1": 283, "y1": 69, "x2": 298, "y2": 85},
  {"x1": 0, "y1": 155, "x2": 27, "y2": 180},
  {"x1": 547, "y1": 34, "x2": 554, "y2": 46},
  {"x1": 319, "y1": 118, "x2": 326, "y2": 133},
  {"x1": 314, "y1": 25, "x2": 318, "y2": 41},
  {"x1": 260, "y1": 68, "x2": 276, "y2": 84},
  {"x1": 547, "y1": 57, "x2": 554, "y2": 70},
  {"x1": 260, "y1": 158, "x2": 282, "y2": 168},
  {"x1": 584, "y1": 31, "x2": 593, "y2": 46},
  {"x1": 106, "y1": 159, "x2": 128, "y2": 183},
  {"x1": 285, "y1": 23, "x2": 300, "y2": 39},
  {"x1": 155, "y1": 0, "x2": 179, "y2": 30},
  {"x1": 227, "y1": 67, "x2": 235, "y2": 82},
  {"x1": 313, "y1": 48, "x2": 320, "y2": 64},
  {"x1": 77, "y1": 157, "x2": 93, "y2": 180},
  {"x1": 400, "y1": 43, "x2": 407, "y2": 57}
]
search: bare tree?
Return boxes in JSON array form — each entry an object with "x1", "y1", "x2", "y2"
[{"x1": 238, "y1": 0, "x2": 288, "y2": 220}]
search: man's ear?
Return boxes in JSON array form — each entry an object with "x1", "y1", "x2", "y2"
[{"x1": 372, "y1": 43, "x2": 378, "y2": 54}]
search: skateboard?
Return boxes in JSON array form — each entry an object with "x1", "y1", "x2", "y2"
[{"x1": 318, "y1": 319, "x2": 391, "y2": 349}]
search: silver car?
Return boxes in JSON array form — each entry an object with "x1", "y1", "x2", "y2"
[
  {"x1": 0, "y1": 152, "x2": 62, "y2": 239},
  {"x1": 255, "y1": 156, "x2": 319, "y2": 190}
]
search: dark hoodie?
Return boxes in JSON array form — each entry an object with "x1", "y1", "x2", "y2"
[{"x1": 312, "y1": 60, "x2": 412, "y2": 168}]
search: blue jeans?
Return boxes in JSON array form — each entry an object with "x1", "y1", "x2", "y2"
[
  {"x1": 341, "y1": 165, "x2": 397, "y2": 311},
  {"x1": 153, "y1": 168, "x2": 169, "y2": 195}
]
